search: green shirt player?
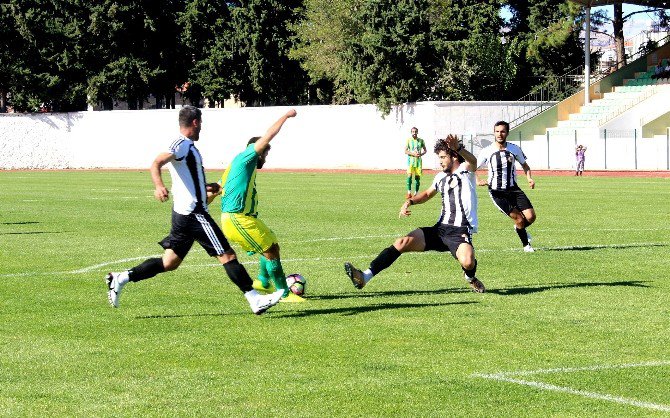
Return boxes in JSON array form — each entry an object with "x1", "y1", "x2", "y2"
[
  {"x1": 405, "y1": 127, "x2": 427, "y2": 198},
  {"x1": 215, "y1": 109, "x2": 304, "y2": 303}
]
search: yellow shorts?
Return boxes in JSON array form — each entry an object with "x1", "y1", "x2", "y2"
[
  {"x1": 221, "y1": 213, "x2": 277, "y2": 254},
  {"x1": 407, "y1": 165, "x2": 422, "y2": 176}
]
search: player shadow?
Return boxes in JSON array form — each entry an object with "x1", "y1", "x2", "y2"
[
  {"x1": 134, "y1": 300, "x2": 478, "y2": 320},
  {"x1": 136, "y1": 312, "x2": 243, "y2": 319},
  {"x1": 542, "y1": 243, "x2": 667, "y2": 252},
  {"x1": 310, "y1": 287, "x2": 473, "y2": 301},
  {"x1": 0, "y1": 231, "x2": 65, "y2": 235},
  {"x1": 487, "y1": 280, "x2": 649, "y2": 296},
  {"x1": 272, "y1": 300, "x2": 478, "y2": 318},
  {"x1": 1, "y1": 221, "x2": 39, "y2": 225}
]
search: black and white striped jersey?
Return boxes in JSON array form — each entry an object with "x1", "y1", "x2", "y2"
[
  {"x1": 166, "y1": 135, "x2": 208, "y2": 215},
  {"x1": 477, "y1": 143, "x2": 527, "y2": 190},
  {"x1": 432, "y1": 170, "x2": 478, "y2": 233}
]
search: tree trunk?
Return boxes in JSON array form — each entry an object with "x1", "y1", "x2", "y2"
[
  {"x1": 613, "y1": 3, "x2": 626, "y2": 68},
  {"x1": 0, "y1": 89, "x2": 6, "y2": 113}
]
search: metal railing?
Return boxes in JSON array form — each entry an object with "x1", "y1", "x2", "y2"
[
  {"x1": 456, "y1": 128, "x2": 670, "y2": 171},
  {"x1": 506, "y1": 32, "x2": 670, "y2": 129}
]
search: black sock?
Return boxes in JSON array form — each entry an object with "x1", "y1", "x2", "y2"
[
  {"x1": 128, "y1": 258, "x2": 165, "y2": 282},
  {"x1": 515, "y1": 226, "x2": 529, "y2": 246},
  {"x1": 369, "y1": 246, "x2": 402, "y2": 276},
  {"x1": 462, "y1": 259, "x2": 478, "y2": 281},
  {"x1": 223, "y1": 259, "x2": 253, "y2": 293}
]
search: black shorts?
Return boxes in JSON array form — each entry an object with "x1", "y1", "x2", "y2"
[
  {"x1": 420, "y1": 225, "x2": 473, "y2": 259},
  {"x1": 489, "y1": 186, "x2": 533, "y2": 215},
  {"x1": 159, "y1": 210, "x2": 232, "y2": 259}
]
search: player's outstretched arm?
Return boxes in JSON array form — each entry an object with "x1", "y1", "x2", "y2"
[
  {"x1": 399, "y1": 188, "x2": 436, "y2": 217},
  {"x1": 253, "y1": 109, "x2": 297, "y2": 154},
  {"x1": 151, "y1": 152, "x2": 175, "y2": 202}
]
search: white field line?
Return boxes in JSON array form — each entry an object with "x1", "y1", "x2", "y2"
[
  {"x1": 472, "y1": 361, "x2": 670, "y2": 412},
  {"x1": 476, "y1": 360, "x2": 670, "y2": 378},
  {"x1": 0, "y1": 235, "x2": 667, "y2": 278}
]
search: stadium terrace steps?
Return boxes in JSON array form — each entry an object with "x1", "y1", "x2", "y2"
[{"x1": 550, "y1": 77, "x2": 669, "y2": 132}]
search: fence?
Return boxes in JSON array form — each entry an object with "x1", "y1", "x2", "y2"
[{"x1": 456, "y1": 128, "x2": 670, "y2": 171}]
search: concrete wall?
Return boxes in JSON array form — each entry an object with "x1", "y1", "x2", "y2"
[
  {"x1": 0, "y1": 102, "x2": 542, "y2": 171},
  {"x1": 2, "y1": 101, "x2": 668, "y2": 171}
]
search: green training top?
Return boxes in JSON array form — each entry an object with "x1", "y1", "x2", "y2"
[
  {"x1": 406, "y1": 136, "x2": 425, "y2": 169},
  {"x1": 220, "y1": 144, "x2": 260, "y2": 216}
]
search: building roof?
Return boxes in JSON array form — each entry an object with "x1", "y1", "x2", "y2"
[{"x1": 570, "y1": 0, "x2": 668, "y2": 6}]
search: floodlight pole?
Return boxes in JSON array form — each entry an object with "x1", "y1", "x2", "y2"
[{"x1": 585, "y1": 6, "x2": 591, "y2": 105}]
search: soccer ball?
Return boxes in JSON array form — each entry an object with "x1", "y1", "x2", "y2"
[{"x1": 286, "y1": 273, "x2": 306, "y2": 296}]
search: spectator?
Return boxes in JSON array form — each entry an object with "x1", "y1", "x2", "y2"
[
  {"x1": 652, "y1": 62, "x2": 664, "y2": 79},
  {"x1": 575, "y1": 145, "x2": 587, "y2": 176}
]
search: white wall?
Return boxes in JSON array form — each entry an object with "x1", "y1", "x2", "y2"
[{"x1": 1, "y1": 101, "x2": 667, "y2": 170}]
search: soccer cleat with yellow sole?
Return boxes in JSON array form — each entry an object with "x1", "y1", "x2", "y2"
[
  {"x1": 252, "y1": 279, "x2": 276, "y2": 293},
  {"x1": 280, "y1": 292, "x2": 307, "y2": 303}
]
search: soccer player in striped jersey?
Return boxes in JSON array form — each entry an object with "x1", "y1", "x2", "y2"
[
  {"x1": 104, "y1": 106, "x2": 284, "y2": 315},
  {"x1": 344, "y1": 134, "x2": 485, "y2": 293},
  {"x1": 214, "y1": 109, "x2": 305, "y2": 303},
  {"x1": 405, "y1": 127, "x2": 427, "y2": 198},
  {"x1": 477, "y1": 121, "x2": 537, "y2": 252}
]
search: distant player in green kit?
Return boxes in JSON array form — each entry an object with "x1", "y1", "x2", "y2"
[
  {"x1": 405, "y1": 127, "x2": 427, "y2": 198},
  {"x1": 215, "y1": 109, "x2": 305, "y2": 303}
]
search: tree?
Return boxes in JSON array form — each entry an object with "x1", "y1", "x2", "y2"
[
  {"x1": 505, "y1": 0, "x2": 587, "y2": 100},
  {"x1": 0, "y1": 3, "x2": 22, "y2": 112},
  {"x1": 177, "y1": 0, "x2": 238, "y2": 107},
  {"x1": 290, "y1": 0, "x2": 363, "y2": 104},
  {"x1": 428, "y1": 0, "x2": 511, "y2": 100},
  {"x1": 294, "y1": 0, "x2": 436, "y2": 112},
  {"x1": 86, "y1": 1, "x2": 178, "y2": 109},
  {"x1": 0, "y1": 0, "x2": 90, "y2": 112},
  {"x1": 230, "y1": 0, "x2": 307, "y2": 106},
  {"x1": 342, "y1": 0, "x2": 433, "y2": 112},
  {"x1": 592, "y1": 5, "x2": 670, "y2": 68}
]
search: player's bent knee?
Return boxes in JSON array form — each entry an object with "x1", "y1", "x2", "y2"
[
  {"x1": 218, "y1": 251, "x2": 237, "y2": 265},
  {"x1": 263, "y1": 243, "x2": 281, "y2": 259},
  {"x1": 163, "y1": 258, "x2": 181, "y2": 271},
  {"x1": 394, "y1": 236, "x2": 413, "y2": 252},
  {"x1": 525, "y1": 211, "x2": 536, "y2": 224},
  {"x1": 460, "y1": 258, "x2": 475, "y2": 270}
]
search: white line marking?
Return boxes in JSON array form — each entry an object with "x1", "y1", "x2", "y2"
[
  {"x1": 474, "y1": 376, "x2": 670, "y2": 412},
  {"x1": 85, "y1": 196, "x2": 140, "y2": 200},
  {"x1": 476, "y1": 360, "x2": 670, "y2": 378},
  {"x1": 473, "y1": 361, "x2": 670, "y2": 412},
  {"x1": 69, "y1": 256, "x2": 162, "y2": 274}
]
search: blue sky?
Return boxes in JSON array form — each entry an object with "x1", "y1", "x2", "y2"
[{"x1": 500, "y1": 4, "x2": 665, "y2": 37}]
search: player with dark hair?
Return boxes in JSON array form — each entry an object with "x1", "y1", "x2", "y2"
[
  {"x1": 477, "y1": 120, "x2": 537, "y2": 252},
  {"x1": 105, "y1": 105, "x2": 284, "y2": 314},
  {"x1": 344, "y1": 134, "x2": 485, "y2": 293},
  {"x1": 214, "y1": 109, "x2": 305, "y2": 303},
  {"x1": 405, "y1": 127, "x2": 427, "y2": 198}
]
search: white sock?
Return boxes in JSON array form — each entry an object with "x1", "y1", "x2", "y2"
[
  {"x1": 363, "y1": 269, "x2": 374, "y2": 283},
  {"x1": 244, "y1": 289, "x2": 259, "y2": 303},
  {"x1": 118, "y1": 271, "x2": 130, "y2": 285}
]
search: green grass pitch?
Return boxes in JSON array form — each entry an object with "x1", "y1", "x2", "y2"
[{"x1": 1, "y1": 170, "x2": 669, "y2": 416}]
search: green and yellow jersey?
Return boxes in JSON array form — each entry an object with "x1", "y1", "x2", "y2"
[
  {"x1": 220, "y1": 144, "x2": 260, "y2": 216},
  {"x1": 406, "y1": 136, "x2": 425, "y2": 169}
]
